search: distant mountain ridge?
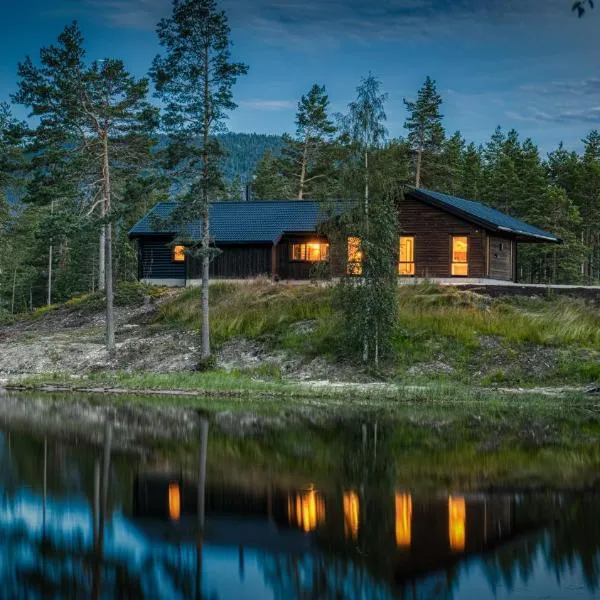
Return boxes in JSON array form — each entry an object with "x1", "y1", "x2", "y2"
[{"x1": 218, "y1": 132, "x2": 284, "y2": 183}]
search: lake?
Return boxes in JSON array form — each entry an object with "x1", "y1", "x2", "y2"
[{"x1": 0, "y1": 398, "x2": 599, "y2": 599}]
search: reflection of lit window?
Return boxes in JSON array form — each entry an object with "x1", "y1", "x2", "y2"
[
  {"x1": 169, "y1": 483, "x2": 181, "y2": 521},
  {"x1": 287, "y1": 486, "x2": 325, "y2": 532},
  {"x1": 451, "y1": 236, "x2": 468, "y2": 276},
  {"x1": 399, "y1": 237, "x2": 416, "y2": 276},
  {"x1": 291, "y1": 242, "x2": 330, "y2": 262},
  {"x1": 172, "y1": 245, "x2": 186, "y2": 263},
  {"x1": 395, "y1": 493, "x2": 412, "y2": 547},
  {"x1": 449, "y1": 496, "x2": 466, "y2": 551},
  {"x1": 347, "y1": 237, "x2": 363, "y2": 275},
  {"x1": 343, "y1": 491, "x2": 360, "y2": 540}
]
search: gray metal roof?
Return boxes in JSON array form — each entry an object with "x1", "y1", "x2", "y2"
[{"x1": 406, "y1": 187, "x2": 560, "y2": 242}]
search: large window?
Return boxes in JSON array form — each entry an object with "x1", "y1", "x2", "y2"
[
  {"x1": 399, "y1": 236, "x2": 416, "y2": 276},
  {"x1": 451, "y1": 236, "x2": 468, "y2": 276},
  {"x1": 291, "y1": 242, "x2": 329, "y2": 262},
  {"x1": 347, "y1": 237, "x2": 363, "y2": 275},
  {"x1": 172, "y1": 245, "x2": 186, "y2": 263}
]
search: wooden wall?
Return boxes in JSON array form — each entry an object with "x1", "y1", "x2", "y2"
[
  {"x1": 399, "y1": 195, "x2": 487, "y2": 278},
  {"x1": 277, "y1": 234, "x2": 331, "y2": 280},
  {"x1": 488, "y1": 236, "x2": 515, "y2": 281},
  {"x1": 188, "y1": 244, "x2": 272, "y2": 279},
  {"x1": 138, "y1": 237, "x2": 186, "y2": 280}
]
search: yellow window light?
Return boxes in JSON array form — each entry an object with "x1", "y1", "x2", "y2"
[
  {"x1": 395, "y1": 493, "x2": 412, "y2": 547},
  {"x1": 449, "y1": 496, "x2": 466, "y2": 551},
  {"x1": 172, "y1": 245, "x2": 186, "y2": 263},
  {"x1": 343, "y1": 491, "x2": 360, "y2": 540},
  {"x1": 168, "y1": 483, "x2": 181, "y2": 521}
]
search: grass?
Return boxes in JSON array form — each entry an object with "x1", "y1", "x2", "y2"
[
  {"x1": 5, "y1": 280, "x2": 600, "y2": 387},
  {"x1": 155, "y1": 280, "x2": 335, "y2": 346}
]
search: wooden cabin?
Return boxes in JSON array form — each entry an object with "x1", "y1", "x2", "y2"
[{"x1": 128, "y1": 187, "x2": 559, "y2": 285}]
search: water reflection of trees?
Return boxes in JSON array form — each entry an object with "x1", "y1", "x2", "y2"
[{"x1": 2, "y1": 425, "x2": 600, "y2": 599}]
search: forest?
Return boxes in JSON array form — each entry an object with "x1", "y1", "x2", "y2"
[{"x1": 0, "y1": 0, "x2": 599, "y2": 327}]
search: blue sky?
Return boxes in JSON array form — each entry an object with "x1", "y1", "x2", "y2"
[{"x1": 1, "y1": 0, "x2": 600, "y2": 154}]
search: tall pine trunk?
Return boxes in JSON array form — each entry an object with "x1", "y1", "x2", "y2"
[
  {"x1": 47, "y1": 200, "x2": 54, "y2": 306},
  {"x1": 99, "y1": 225, "x2": 106, "y2": 292},
  {"x1": 298, "y1": 140, "x2": 308, "y2": 200},
  {"x1": 200, "y1": 42, "x2": 211, "y2": 360},
  {"x1": 102, "y1": 133, "x2": 115, "y2": 354},
  {"x1": 415, "y1": 147, "x2": 422, "y2": 188}
]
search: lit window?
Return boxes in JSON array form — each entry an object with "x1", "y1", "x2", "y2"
[
  {"x1": 395, "y1": 493, "x2": 412, "y2": 547},
  {"x1": 287, "y1": 486, "x2": 326, "y2": 533},
  {"x1": 172, "y1": 245, "x2": 186, "y2": 263},
  {"x1": 168, "y1": 483, "x2": 181, "y2": 521},
  {"x1": 399, "y1": 237, "x2": 416, "y2": 276},
  {"x1": 449, "y1": 496, "x2": 466, "y2": 551},
  {"x1": 291, "y1": 242, "x2": 329, "y2": 262},
  {"x1": 451, "y1": 236, "x2": 468, "y2": 276},
  {"x1": 343, "y1": 491, "x2": 360, "y2": 540},
  {"x1": 347, "y1": 237, "x2": 363, "y2": 275}
]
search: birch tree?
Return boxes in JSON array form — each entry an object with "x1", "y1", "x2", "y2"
[
  {"x1": 344, "y1": 75, "x2": 388, "y2": 229},
  {"x1": 15, "y1": 22, "x2": 157, "y2": 353},
  {"x1": 338, "y1": 75, "x2": 397, "y2": 367},
  {"x1": 151, "y1": 0, "x2": 248, "y2": 360}
]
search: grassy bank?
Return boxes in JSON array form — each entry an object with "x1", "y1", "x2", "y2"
[
  {"x1": 151, "y1": 280, "x2": 600, "y2": 386},
  {"x1": 3, "y1": 280, "x2": 600, "y2": 387}
]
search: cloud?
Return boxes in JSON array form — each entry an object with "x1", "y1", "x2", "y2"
[
  {"x1": 77, "y1": 0, "x2": 576, "y2": 41},
  {"x1": 523, "y1": 77, "x2": 600, "y2": 97},
  {"x1": 239, "y1": 99, "x2": 296, "y2": 111}
]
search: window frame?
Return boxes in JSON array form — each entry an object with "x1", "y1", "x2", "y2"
[
  {"x1": 172, "y1": 244, "x2": 186, "y2": 263},
  {"x1": 290, "y1": 241, "x2": 330, "y2": 263},
  {"x1": 399, "y1": 235, "x2": 416, "y2": 277},
  {"x1": 450, "y1": 235, "x2": 469, "y2": 277}
]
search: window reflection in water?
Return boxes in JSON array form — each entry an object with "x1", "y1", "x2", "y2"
[
  {"x1": 168, "y1": 482, "x2": 181, "y2": 521},
  {"x1": 343, "y1": 491, "x2": 360, "y2": 540},
  {"x1": 449, "y1": 496, "x2": 466, "y2": 551},
  {"x1": 287, "y1": 486, "x2": 325, "y2": 532},
  {"x1": 395, "y1": 493, "x2": 412, "y2": 548}
]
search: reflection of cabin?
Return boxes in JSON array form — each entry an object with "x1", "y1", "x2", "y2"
[
  {"x1": 132, "y1": 473, "x2": 532, "y2": 590},
  {"x1": 128, "y1": 188, "x2": 559, "y2": 285}
]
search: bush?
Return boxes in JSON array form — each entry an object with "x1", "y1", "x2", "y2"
[{"x1": 0, "y1": 307, "x2": 14, "y2": 326}]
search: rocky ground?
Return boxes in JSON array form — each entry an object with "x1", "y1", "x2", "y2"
[
  {"x1": 0, "y1": 295, "x2": 369, "y2": 385},
  {"x1": 0, "y1": 287, "x2": 598, "y2": 395}
]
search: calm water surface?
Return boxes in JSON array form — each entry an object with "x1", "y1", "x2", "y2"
[{"x1": 0, "y1": 421, "x2": 599, "y2": 599}]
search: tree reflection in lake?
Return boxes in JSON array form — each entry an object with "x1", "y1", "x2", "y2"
[{"x1": 0, "y1": 426, "x2": 599, "y2": 598}]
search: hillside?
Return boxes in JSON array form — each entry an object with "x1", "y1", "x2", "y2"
[
  {"x1": 1, "y1": 281, "x2": 599, "y2": 391},
  {"x1": 218, "y1": 132, "x2": 284, "y2": 183}
]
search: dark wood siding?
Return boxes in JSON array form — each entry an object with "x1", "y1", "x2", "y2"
[
  {"x1": 488, "y1": 236, "x2": 515, "y2": 281},
  {"x1": 399, "y1": 195, "x2": 486, "y2": 278},
  {"x1": 277, "y1": 234, "x2": 330, "y2": 280},
  {"x1": 139, "y1": 237, "x2": 185, "y2": 280},
  {"x1": 188, "y1": 244, "x2": 272, "y2": 279}
]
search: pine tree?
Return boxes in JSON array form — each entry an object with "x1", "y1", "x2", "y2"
[
  {"x1": 520, "y1": 186, "x2": 584, "y2": 283},
  {"x1": 15, "y1": 22, "x2": 157, "y2": 352},
  {"x1": 577, "y1": 131, "x2": 600, "y2": 281},
  {"x1": 481, "y1": 126, "x2": 520, "y2": 214},
  {"x1": 438, "y1": 131, "x2": 465, "y2": 195},
  {"x1": 151, "y1": 0, "x2": 248, "y2": 360},
  {"x1": 460, "y1": 143, "x2": 483, "y2": 200},
  {"x1": 279, "y1": 84, "x2": 336, "y2": 199},
  {"x1": 403, "y1": 76, "x2": 445, "y2": 188},
  {"x1": 252, "y1": 150, "x2": 289, "y2": 200}
]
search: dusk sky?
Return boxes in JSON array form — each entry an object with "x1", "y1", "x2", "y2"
[{"x1": 1, "y1": 0, "x2": 600, "y2": 153}]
